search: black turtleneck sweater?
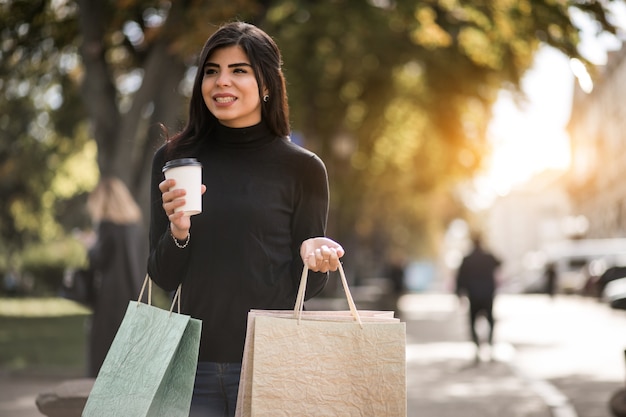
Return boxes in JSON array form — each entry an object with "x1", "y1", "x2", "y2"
[{"x1": 147, "y1": 122, "x2": 330, "y2": 363}]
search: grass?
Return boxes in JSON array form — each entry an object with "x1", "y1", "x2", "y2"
[{"x1": 0, "y1": 297, "x2": 90, "y2": 376}]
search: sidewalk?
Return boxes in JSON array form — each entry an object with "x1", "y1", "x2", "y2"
[
  {"x1": 399, "y1": 293, "x2": 553, "y2": 417},
  {"x1": 0, "y1": 373, "x2": 68, "y2": 417},
  {"x1": 2, "y1": 293, "x2": 556, "y2": 417}
]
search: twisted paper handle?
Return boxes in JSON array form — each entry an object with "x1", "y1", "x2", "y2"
[
  {"x1": 294, "y1": 263, "x2": 363, "y2": 327},
  {"x1": 137, "y1": 274, "x2": 182, "y2": 316}
]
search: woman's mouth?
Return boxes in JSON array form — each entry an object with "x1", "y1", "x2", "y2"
[{"x1": 214, "y1": 96, "x2": 236, "y2": 104}]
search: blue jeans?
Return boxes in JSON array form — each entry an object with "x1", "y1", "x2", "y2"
[{"x1": 189, "y1": 362, "x2": 242, "y2": 417}]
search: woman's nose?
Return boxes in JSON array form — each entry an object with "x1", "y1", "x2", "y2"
[{"x1": 216, "y1": 72, "x2": 231, "y2": 86}]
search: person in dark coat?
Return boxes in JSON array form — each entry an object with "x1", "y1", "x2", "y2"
[
  {"x1": 545, "y1": 262, "x2": 558, "y2": 298},
  {"x1": 85, "y1": 176, "x2": 145, "y2": 377},
  {"x1": 455, "y1": 233, "x2": 501, "y2": 362}
]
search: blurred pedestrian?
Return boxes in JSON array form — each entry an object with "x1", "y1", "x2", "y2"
[
  {"x1": 85, "y1": 176, "x2": 145, "y2": 377},
  {"x1": 455, "y1": 233, "x2": 501, "y2": 363},
  {"x1": 147, "y1": 22, "x2": 344, "y2": 417},
  {"x1": 382, "y1": 253, "x2": 407, "y2": 316},
  {"x1": 544, "y1": 262, "x2": 558, "y2": 298},
  {"x1": 3, "y1": 269, "x2": 19, "y2": 296}
]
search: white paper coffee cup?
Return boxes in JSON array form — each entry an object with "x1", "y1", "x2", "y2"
[{"x1": 162, "y1": 158, "x2": 203, "y2": 216}]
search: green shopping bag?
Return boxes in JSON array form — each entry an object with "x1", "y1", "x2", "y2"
[{"x1": 82, "y1": 276, "x2": 201, "y2": 417}]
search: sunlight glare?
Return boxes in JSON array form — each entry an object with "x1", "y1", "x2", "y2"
[
  {"x1": 475, "y1": 47, "x2": 573, "y2": 209},
  {"x1": 569, "y1": 58, "x2": 593, "y2": 93}
]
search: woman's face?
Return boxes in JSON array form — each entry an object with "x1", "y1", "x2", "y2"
[{"x1": 201, "y1": 45, "x2": 264, "y2": 128}]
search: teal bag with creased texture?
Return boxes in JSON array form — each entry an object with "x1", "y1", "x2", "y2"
[{"x1": 82, "y1": 278, "x2": 201, "y2": 417}]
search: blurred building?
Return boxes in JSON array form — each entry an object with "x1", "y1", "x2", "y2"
[
  {"x1": 445, "y1": 46, "x2": 626, "y2": 294},
  {"x1": 567, "y1": 45, "x2": 626, "y2": 238},
  {"x1": 485, "y1": 45, "x2": 626, "y2": 294},
  {"x1": 486, "y1": 171, "x2": 572, "y2": 292}
]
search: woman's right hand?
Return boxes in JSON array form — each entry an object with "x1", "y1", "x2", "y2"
[
  {"x1": 300, "y1": 237, "x2": 345, "y2": 273},
  {"x1": 159, "y1": 179, "x2": 206, "y2": 239}
]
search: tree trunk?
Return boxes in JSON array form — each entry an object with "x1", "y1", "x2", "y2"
[
  {"x1": 77, "y1": 0, "x2": 187, "y2": 225},
  {"x1": 76, "y1": 0, "x2": 120, "y2": 177},
  {"x1": 132, "y1": 42, "x2": 187, "y2": 231}
]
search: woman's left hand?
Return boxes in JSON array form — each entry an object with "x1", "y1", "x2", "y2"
[{"x1": 300, "y1": 237, "x2": 345, "y2": 273}]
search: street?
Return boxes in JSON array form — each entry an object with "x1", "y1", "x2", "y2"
[
  {"x1": 1, "y1": 293, "x2": 625, "y2": 416},
  {"x1": 495, "y1": 294, "x2": 626, "y2": 417},
  {"x1": 401, "y1": 292, "x2": 626, "y2": 417}
]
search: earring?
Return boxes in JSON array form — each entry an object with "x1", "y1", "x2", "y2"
[{"x1": 263, "y1": 94, "x2": 269, "y2": 103}]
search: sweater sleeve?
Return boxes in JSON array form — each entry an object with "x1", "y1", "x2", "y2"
[
  {"x1": 146, "y1": 146, "x2": 192, "y2": 292},
  {"x1": 291, "y1": 152, "x2": 330, "y2": 300}
]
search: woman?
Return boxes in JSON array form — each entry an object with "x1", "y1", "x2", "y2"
[
  {"x1": 147, "y1": 22, "x2": 344, "y2": 416},
  {"x1": 86, "y1": 176, "x2": 145, "y2": 377}
]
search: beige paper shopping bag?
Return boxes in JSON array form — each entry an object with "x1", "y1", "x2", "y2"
[{"x1": 235, "y1": 264, "x2": 406, "y2": 417}]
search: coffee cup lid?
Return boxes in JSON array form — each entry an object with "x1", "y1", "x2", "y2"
[{"x1": 162, "y1": 158, "x2": 202, "y2": 172}]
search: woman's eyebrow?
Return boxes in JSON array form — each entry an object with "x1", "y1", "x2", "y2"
[{"x1": 204, "y1": 62, "x2": 252, "y2": 69}]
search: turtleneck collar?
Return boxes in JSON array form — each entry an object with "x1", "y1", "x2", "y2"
[{"x1": 213, "y1": 121, "x2": 276, "y2": 148}]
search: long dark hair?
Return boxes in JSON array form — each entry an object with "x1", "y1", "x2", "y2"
[{"x1": 166, "y1": 21, "x2": 290, "y2": 158}]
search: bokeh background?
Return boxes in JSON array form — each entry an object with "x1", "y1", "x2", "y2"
[{"x1": 1, "y1": 0, "x2": 626, "y2": 392}]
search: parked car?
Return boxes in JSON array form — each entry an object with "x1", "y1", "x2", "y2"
[
  {"x1": 587, "y1": 265, "x2": 626, "y2": 300},
  {"x1": 536, "y1": 238, "x2": 626, "y2": 295},
  {"x1": 602, "y1": 277, "x2": 626, "y2": 310}
]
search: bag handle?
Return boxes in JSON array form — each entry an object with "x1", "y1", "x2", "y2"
[
  {"x1": 294, "y1": 263, "x2": 363, "y2": 327},
  {"x1": 137, "y1": 274, "x2": 153, "y2": 306},
  {"x1": 137, "y1": 274, "x2": 182, "y2": 316}
]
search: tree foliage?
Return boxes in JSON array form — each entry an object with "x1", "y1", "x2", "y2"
[
  {"x1": 0, "y1": 0, "x2": 620, "y2": 269},
  {"x1": 0, "y1": 0, "x2": 97, "y2": 269},
  {"x1": 264, "y1": 0, "x2": 619, "y2": 257}
]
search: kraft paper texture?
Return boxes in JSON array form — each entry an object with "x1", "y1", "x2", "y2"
[{"x1": 235, "y1": 310, "x2": 406, "y2": 417}]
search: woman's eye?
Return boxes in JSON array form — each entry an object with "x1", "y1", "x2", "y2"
[
  {"x1": 233, "y1": 68, "x2": 247, "y2": 74},
  {"x1": 204, "y1": 68, "x2": 217, "y2": 75}
]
